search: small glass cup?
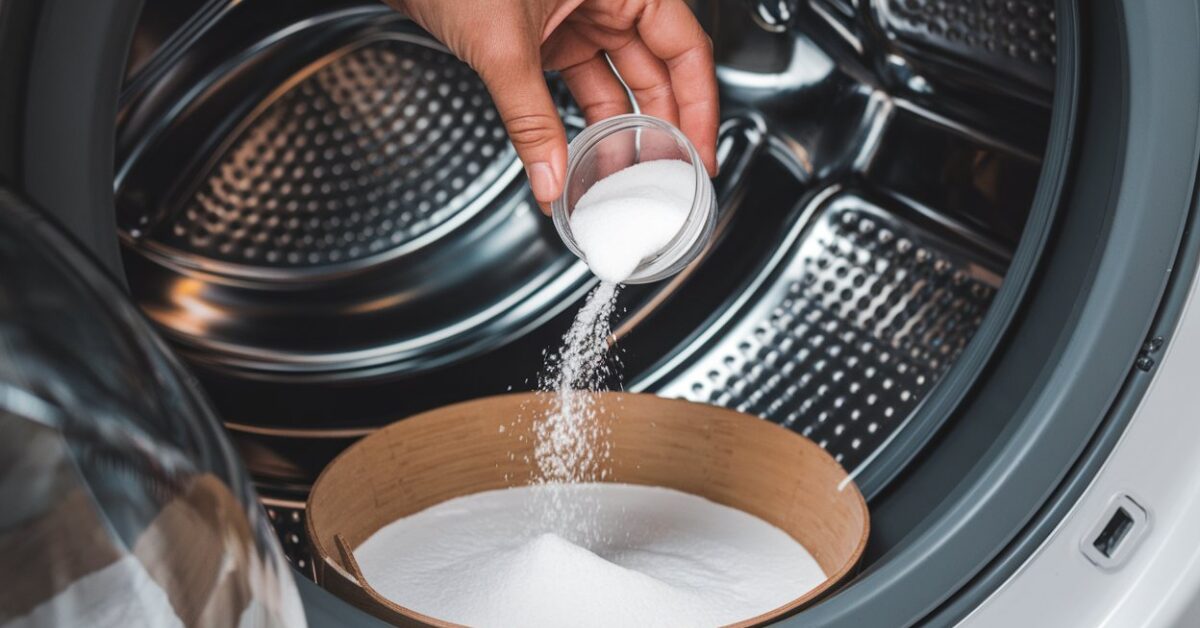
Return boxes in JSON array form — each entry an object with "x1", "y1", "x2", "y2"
[{"x1": 551, "y1": 114, "x2": 717, "y2": 284}]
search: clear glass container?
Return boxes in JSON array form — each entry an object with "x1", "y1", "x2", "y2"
[{"x1": 552, "y1": 114, "x2": 717, "y2": 284}]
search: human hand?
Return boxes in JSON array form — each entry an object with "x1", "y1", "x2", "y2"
[{"x1": 385, "y1": 0, "x2": 719, "y2": 213}]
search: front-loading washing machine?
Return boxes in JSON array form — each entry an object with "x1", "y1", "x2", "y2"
[{"x1": 1, "y1": 0, "x2": 1199, "y2": 625}]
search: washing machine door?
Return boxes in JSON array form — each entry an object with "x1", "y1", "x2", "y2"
[{"x1": 0, "y1": 190, "x2": 308, "y2": 625}]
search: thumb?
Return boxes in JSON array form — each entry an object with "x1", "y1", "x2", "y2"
[{"x1": 478, "y1": 52, "x2": 568, "y2": 213}]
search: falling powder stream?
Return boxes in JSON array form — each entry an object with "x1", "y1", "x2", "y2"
[
  {"x1": 347, "y1": 159, "x2": 841, "y2": 626},
  {"x1": 526, "y1": 161, "x2": 699, "y2": 539},
  {"x1": 531, "y1": 281, "x2": 621, "y2": 541},
  {"x1": 354, "y1": 280, "x2": 833, "y2": 626}
]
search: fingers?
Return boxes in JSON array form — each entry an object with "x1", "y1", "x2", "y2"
[
  {"x1": 560, "y1": 52, "x2": 632, "y2": 126},
  {"x1": 560, "y1": 52, "x2": 636, "y2": 184},
  {"x1": 607, "y1": 36, "x2": 679, "y2": 128},
  {"x1": 634, "y1": 0, "x2": 719, "y2": 175},
  {"x1": 477, "y1": 47, "x2": 569, "y2": 213}
]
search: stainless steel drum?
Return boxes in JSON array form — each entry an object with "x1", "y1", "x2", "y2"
[
  {"x1": 115, "y1": 0, "x2": 1049, "y2": 572},
  {"x1": 139, "y1": 34, "x2": 519, "y2": 276},
  {"x1": 654, "y1": 191, "x2": 1001, "y2": 470}
]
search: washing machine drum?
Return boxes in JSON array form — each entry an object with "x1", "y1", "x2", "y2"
[{"x1": 108, "y1": 1, "x2": 1016, "y2": 496}]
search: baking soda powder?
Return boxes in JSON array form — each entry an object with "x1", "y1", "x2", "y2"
[
  {"x1": 356, "y1": 483, "x2": 825, "y2": 628},
  {"x1": 355, "y1": 157, "x2": 825, "y2": 626},
  {"x1": 532, "y1": 280, "x2": 619, "y2": 540},
  {"x1": 568, "y1": 159, "x2": 695, "y2": 284}
]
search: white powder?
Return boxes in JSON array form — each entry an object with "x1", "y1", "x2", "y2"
[
  {"x1": 569, "y1": 160, "x2": 695, "y2": 283},
  {"x1": 356, "y1": 483, "x2": 826, "y2": 628},
  {"x1": 535, "y1": 281, "x2": 618, "y2": 486},
  {"x1": 532, "y1": 281, "x2": 620, "y2": 541},
  {"x1": 353, "y1": 165, "x2": 826, "y2": 625}
]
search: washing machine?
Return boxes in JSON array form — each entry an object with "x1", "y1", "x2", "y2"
[{"x1": 1, "y1": 0, "x2": 1199, "y2": 625}]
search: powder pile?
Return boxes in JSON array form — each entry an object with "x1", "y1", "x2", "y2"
[
  {"x1": 569, "y1": 159, "x2": 695, "y2": 283},
  {"x1": 355, "y1": 483, "x2": 826, "y2": 628}
]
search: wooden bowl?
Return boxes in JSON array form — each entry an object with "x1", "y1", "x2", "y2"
[{"x1": 307, "y1": 392, "x2": 869, "y2": 627}]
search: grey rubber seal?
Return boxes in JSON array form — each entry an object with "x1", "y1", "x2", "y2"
[{"x1": 0, "y1": 0, "x2": 143, "y2": 281}]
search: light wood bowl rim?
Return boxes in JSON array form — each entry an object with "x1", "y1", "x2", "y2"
[{"x1": 307, "y1": 392, "x2": 870, "y2": 627}]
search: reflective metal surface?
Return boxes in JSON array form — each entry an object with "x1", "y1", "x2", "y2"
[
  {"x1": 136, "y1": 33, "x2": 517, "y2": 276},
  {"x1": 628, "y1": 2, "x2": 1046, "y2": 479},
  {"x1": 0, "y1": 190, "x2": 304, "y2": 625},
  {"x1": 115, "y1": 0, "x2": 1050, "y2": 504},
  {"x1": 117, "y1": 6, "x2": 590, "y2": 378},
  {"x1": 654, "y1": 190, "x2": 1001, "y2": 469},
  {"x1": 872, "y1": 0, "x2": 1056, "y2": 91},
  {"x1": 263, "y1": 498, "x2": 314, "y2": 580},
  {"x1": 706, "y1": 0, "x2": 1055, "y2": 106}
]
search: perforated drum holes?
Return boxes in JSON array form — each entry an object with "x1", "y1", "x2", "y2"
[
  {"x1": 151, "y1": 36, "x2": 516, "y2": 275},
  {"x1": 263, "y1": 500, "x2": 312, "y2": 578},
  {"x1": 662, "y1": 192, "x2": 1000, "y2": 471}
]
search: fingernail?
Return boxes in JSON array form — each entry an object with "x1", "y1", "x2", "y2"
[{"x1": 527, "y1": 162, "x2": 559, "y2": 204}]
